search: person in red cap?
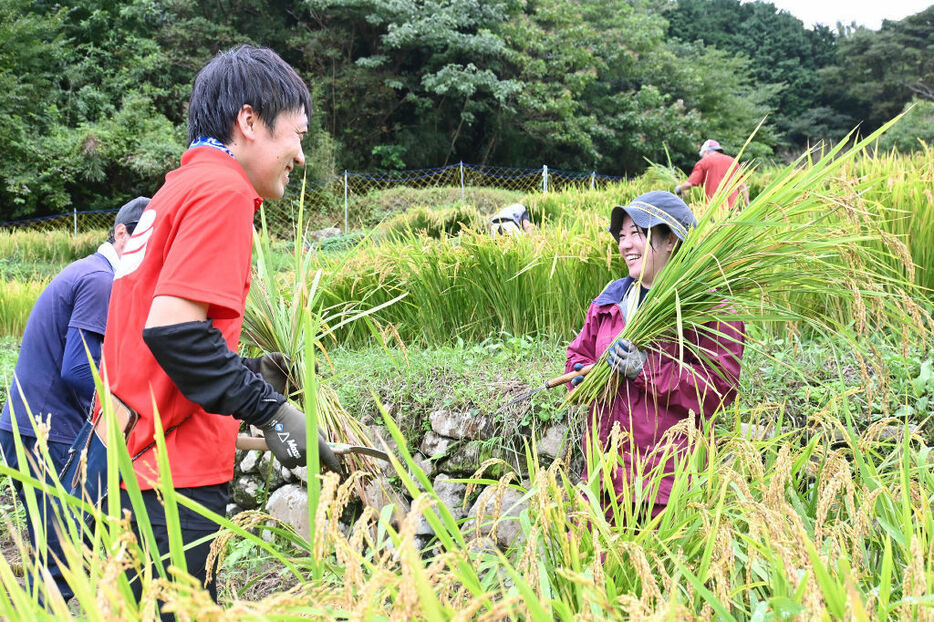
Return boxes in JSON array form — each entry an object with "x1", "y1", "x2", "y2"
[
  {"x1": 566, "y1": 191, "x2": 745, "y2": 523},
  {"x1": 675, "y1": 139, "x2": 749, "y2": 208}
]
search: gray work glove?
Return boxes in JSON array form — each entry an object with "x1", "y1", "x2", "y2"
[
  {"x1": 259, "y1": 402, "x2": 343, "y2": 474},
  {"x1": 245, "y1": 352, "x2": 301, "y2": 399},
  {"x1": 674, "y1": 184, "x2": 684, "y2": 196},
  {"x1": 607, "y1": 338, "x2": 647, "y2": 380},
  {"x1": 570, "y1": 363, "x2": 587, "y2": 387}
]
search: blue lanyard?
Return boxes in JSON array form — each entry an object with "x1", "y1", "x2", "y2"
[{"x1": 188, "y1": 136, "x2": 235, "y2": 158}]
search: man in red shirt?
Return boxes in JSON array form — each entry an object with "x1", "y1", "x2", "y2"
[
  {"x1": 675, "y1": 139, "x2": 749, "y2": 208},
  {"x1": 99, "y1": 45, "x2": 340, "y2": 608}
]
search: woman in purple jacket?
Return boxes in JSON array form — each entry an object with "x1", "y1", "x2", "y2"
[{"x1": 566, "y1": 190, "x2": 745, "y2": 521}]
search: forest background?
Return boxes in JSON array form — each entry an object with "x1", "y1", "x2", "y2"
[{"x1": 2, "y1": 0, "x2": 933, "y2": 222}]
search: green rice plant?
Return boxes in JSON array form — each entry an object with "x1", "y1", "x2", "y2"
[
  {"x1": 497, "y1": 393, "x2": 931, "y2": 619},
  {"x1": 312, "y1": 153, "x2": 926, "y2": 349},
  {"x1": 525, "y1": 181, "x2": 655, "y2": 223},
  {"x1": 376, "y1": 203, "x2": 485, "y2": 240},
  {"x1": 243, "y1": 194, "x2": 407, "y2": 512},
  {"x1": 316, "y1": 215, "x2": 617, "y2": 345},
  {"x1": 0, "y1": 279, "x2": 46, "y2": 337},
  {"x1": 840, "y1": 144, "x2": 934, "y2": 290},
  {"x1": 0, "y1": 361, "x2": 326, "y2": 619},
  {"x1": 642, "y1": 145, "x2": 686, "y2": 188},
  {"x1": 568, "y1": 121, "x2": 933, "y2": 407},
  {"x1": 336, "y1": 185, "x2": 526, "y2": 230},
  {"x1": 0, "y1": 230, "x2": 103, "y2": 265},
  {"x1": 1, "y1": 357, "x2": 932, "y2": 618}
]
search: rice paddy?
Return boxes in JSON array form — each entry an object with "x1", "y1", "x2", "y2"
[{"x1": 0, "y1": 143, "x2": 932, "y2": 619}]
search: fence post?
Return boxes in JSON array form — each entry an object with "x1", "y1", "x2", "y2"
[
  {"x1": 73, "y1": 208, "x2": 77, "y2": 237},
  {"x1": 591, "y1": 172, "x2": 595, "y2": 190},
  {"x1": 542, "y1": 165, "x2": 548, "y2": 194},
  {"x1": 343, "y1": 170, "x2": 349, "y2": 234},
  {"x1": 459, "y1": 161, "x2": 465, "y2": 203}
]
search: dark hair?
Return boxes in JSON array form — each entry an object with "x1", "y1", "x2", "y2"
[
  {"x1": 624, "y1": 223, "x2": 680, "y2": 253},
  {"x1": 107, "y1": 221, "x2": 138, "y2": 244},
  {"x1": 187, "y1": 45, "x2": 312, "y2": 144}
]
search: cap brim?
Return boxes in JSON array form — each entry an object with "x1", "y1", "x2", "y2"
[{"x1": 609, "y1": 205, "x2": 654, "y2": 240}]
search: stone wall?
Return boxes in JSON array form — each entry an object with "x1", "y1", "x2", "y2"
[{"x1": 229, "y1": 410, "x2": 578, "y2": 550}]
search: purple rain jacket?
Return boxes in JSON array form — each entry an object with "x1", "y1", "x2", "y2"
[{"x1": 566, "y1": 277, "x2": 745, "y2": 506}]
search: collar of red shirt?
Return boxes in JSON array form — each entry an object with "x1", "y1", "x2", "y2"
[{"x1": 181, "y1": 146, "x2": 264, "y2": 213}]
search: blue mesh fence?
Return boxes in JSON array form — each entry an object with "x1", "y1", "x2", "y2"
[{"x1": 0, "y1": 163, "x2": 625, "y2": 236}]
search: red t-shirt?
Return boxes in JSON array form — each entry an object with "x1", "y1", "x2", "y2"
[
  {"x1": 687, "y1": 151, "x2": 741, "y2": 207},
  {"x1": 99, "y1": 147, "x2": 262, "y2": 489}
]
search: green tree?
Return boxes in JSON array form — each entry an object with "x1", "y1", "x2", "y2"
[
  {"x1": 647, "y1": 40, "x2": 778, "y2": 166},
  {"x1": 667, "y1": 0, "x2": 837, "y2": 148},
  {"x1": 822, "y1": 7, "x2": 934, "y2": 138},
  {"x1": 0, "y1": 0, "x2": 70, "y2": 219},
  {"x1": 0, "y1": 0, "x2": 187, "y2": 220},
  {"x1": 878, "y1": 100, "x2": 934, "y2": 152},
  {"x1": 296, "y1": 0, "x2": 523, "y2": 169}
]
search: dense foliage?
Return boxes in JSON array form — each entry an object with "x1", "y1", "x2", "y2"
[{"x1": 1, "y1": 0, "x2": 932, "y2": 220}]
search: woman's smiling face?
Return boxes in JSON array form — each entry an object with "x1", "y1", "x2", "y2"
[{"x1": 617, "y1": 213, "x2": 677, "y2": 288}]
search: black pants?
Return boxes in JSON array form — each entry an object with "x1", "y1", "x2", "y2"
[{"x1": 121, "y1": 485, "x2": 228, "y2": 621}]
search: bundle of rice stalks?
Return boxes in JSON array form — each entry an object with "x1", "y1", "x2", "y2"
[
  {"x1": 568, "y1": 121, "x2": 933, "y2": 407},
  {"x1": 242, "y1": 195, "x2": 406, "y2": 513},
  {"x1": 642, "y1": 145, "x2": 686, "y2": 189}
]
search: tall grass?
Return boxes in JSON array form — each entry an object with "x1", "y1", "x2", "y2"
[
  {"x1": 0, "y1": 230, "x2": 103, "y2": 265},
  {"x1": 242, "y1": 198, "x2": 408, "y2": 512},
  {"x1": 843, "y1": 144, "x2": 934, "y2": 290},
  {"x1": 0, "y1": 230, "x2": 105, "y2": 336},
  {"x1": 2, "y1": 375, "x2": 931, "y2": 618},
  {"x1": 0, "y1": 279, "x2": 46, "y2": 337},
  {"x1": 376, "y1": 203, "x2": 485, "y2": 240},
  {"x1": 314, "y1": 148, "x2": 932, "y2": 349},
  {"x1": 318, "y1": 212, "x2": 616, "y2": 345},
  {"x1": 342, "y1": 186, "x2": 524, "y2": 230}
]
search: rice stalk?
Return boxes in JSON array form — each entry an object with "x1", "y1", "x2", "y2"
[
  {"x1": 242, "y1": 197, "x2": 407, "y2": 517},
  {"x1": 0, "y1": 279, "x2": 46, "y2": 337}
]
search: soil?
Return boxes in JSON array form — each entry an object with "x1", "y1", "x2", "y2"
[{"x1": 0, "y1": 478, "x2": 26, "y2": 591}]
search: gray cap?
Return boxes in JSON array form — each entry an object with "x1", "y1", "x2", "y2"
[
  {"x1": 609, "y1": 190, "x2": 697, "y2": 242},
  {"x1": 114, "y1": 197, "x2": 150, "y2": 230}
]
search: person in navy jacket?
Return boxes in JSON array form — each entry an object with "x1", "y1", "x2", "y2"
[{"x1": 0, "y1": 196, "x2": 149, "y2": 601}]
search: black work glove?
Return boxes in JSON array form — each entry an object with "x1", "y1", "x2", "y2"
[
  {"x1": 607, "y1": 338, "x2": 647, "y2": 380},
  {"x1": 570, "y1": 363, "x2": 587, "y2": 387},
  {"x1": 244, "y1": 352, "x2": 301, "y2": 399},
  {"x1": 259, "y1": 402, "x2": 343, "y2": 474}
]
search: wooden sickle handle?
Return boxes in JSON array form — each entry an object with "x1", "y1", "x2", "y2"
[
  {"x1": 544, "y1": 363, "x2": 594, "y2": 389},
  {"x1": 236, "y1": 435, "x2": 269, "y2": 451}
]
